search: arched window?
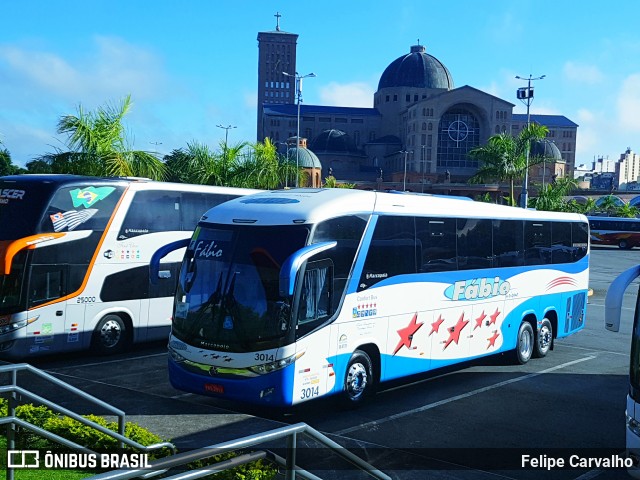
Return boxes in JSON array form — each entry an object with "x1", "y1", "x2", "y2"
[{"x1": 437, "y1": 107, "x2": 481, "y2": 170}]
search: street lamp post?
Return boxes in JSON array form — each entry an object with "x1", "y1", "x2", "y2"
[
  {"x1": 421, "y1": 145, "x2": 426, "y2": 193},
  {"x1": 283, "y1": 71, "x2": 316, "y2": 187},
  {"x1": 216, "y1": 124, "x2": 236, "y2": 182},
  {"x1": 400, "y1": 150, "x2": 412, "y2": 191},
  {"x1": 515, "y1": 74, "x2": 545, "y2": 208}
]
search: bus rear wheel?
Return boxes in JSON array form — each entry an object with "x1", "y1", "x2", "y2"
[
  {"x1": 92, "y1": 314, "x2": 127, "y2": 355},
  {"x1": 619, "y1": 240, "x2": 633, "y2": 250},
  {"x1": 514, "y1": 321, "x2": 534, "y2": 365},
  {"x1": 342, "y1": 350, "x2": 374, "y2": 407},
  {"x1": 534, "y1": 318, "x2": 553, "y2": 358}
]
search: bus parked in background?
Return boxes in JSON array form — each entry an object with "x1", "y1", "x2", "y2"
[
  {"x1": 156, "y1": 189, "x2": 590, "y2": 407},
  {"x1": 588, "y1": 216, "x2": 640, "y2": 249},
  {"x1": 606, "y1": 265, "x2": 640, "y2": 477},
  {"x1": 0, "y1": 174, "x2": 259, "y2": 359}
]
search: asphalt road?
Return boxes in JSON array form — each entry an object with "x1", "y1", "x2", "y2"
[{"x1": 11, "y1": 246, "x2": 640, "y2": 479}]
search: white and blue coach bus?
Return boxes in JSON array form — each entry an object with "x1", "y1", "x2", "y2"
[{"x1": 156, "y1": 189, "x2": 590, "y2": 407}]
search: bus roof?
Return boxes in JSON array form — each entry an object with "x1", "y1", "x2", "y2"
[
  {"x1": 200, "y1": 188, "x2": 588, "y2": 226},
  {"x1": 0, "y1": 174, "x2": 261, "y2": 196}
]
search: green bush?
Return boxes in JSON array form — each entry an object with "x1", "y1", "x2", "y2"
[{"x1": 1, "y1": 397, "x2": 278, "y2": 478}]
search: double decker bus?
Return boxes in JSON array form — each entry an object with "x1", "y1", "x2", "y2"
[
  {"x1": 156, "y1": 189, "x2": 590, "y2": 407},
  {"x1": 588, "y1": 216, "x2": 640, "y2": 249},
  {"x1": 0, "y1": 174, "x2": 258, "y2": 359},
  {"x1": 606, "y1": 265, "x2": 640, "y2": 476}
]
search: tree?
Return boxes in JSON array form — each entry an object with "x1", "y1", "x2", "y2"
[
  {"x1": 467, "y1": 124, "x2": 550, "y2": 206},
  {"x1": 40, "y1": 95, "x2": 165, "y2": 180},
  {"x1": 596, "y1": 195, "x2": 622, "y2": 216},
  {"x1": 0, "y1": 142, "x2": 26, "y2": 176},
  {"x1": 616, "y1": 203, "x2": 639, "y2": 218},
  {"x1": 529, "y1": 177, "x2": 578, "y2": 212},
  {"x1": 234, "y1": 138, "x2": 297, "y2": 189}
]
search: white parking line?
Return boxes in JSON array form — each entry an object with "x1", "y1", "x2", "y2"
[
  {"x1": 335, "y1": 355, "x2": 597, "y2": 436},
  {"x1": 45, "y1": 352, "x2": 166, "y2": 371}
]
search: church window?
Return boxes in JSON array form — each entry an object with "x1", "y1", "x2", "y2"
[
  {"x1": 393, "y1": 95, "x2": 398, "y2": 101},
  {"x1": 495, "y1": 125, "x2": 500, "y2": 133},
  {"x1": 354, "y1": 131, "x2": 360, "y2": 146},
  {"x1": 428, "y1": 123, "x2": 433, "y2": 131},
  {"x1": 386, "y1": 95, "x2": 390, "y2": 102},
  {"x1": 422, "y1": 108, "x2": 426, "y2": 116},
  {"x1": 414, "y1": 95, "x2": 419, "y2": 102},
  {"x1": 427, "y1": 135, "x2": 432, "y2": 147},
  {"x1": 406, "y1": 94, "x2": 410, "y2": 102},
  {"x1": 436, "y1": 107, "x2": 481, "y2": 170},
  {"x1": 422, "y1": 122, "x2": 427, "y2": 131}
]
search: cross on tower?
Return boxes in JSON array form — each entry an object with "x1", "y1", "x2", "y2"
[{"x1": 275, "y1": 12, "x2": 282, "y2": 31}]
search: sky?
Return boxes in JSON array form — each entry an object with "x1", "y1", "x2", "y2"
[{"x1": 2, "y1": 1, "x2": 640, "y2": 169}]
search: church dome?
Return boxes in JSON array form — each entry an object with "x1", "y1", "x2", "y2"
[
  {"x1": 531, "y1": 139, "x2": 561, "y2": 160},
  {"x1": 311, "y1": 129, "x2": 361, "y2": 154},
  {"x1": 378, "y1": 45, "x2": 454, "y2": 90},
  {"x1": 286, "y1": 146, "x2": 322, "y2": 169}
]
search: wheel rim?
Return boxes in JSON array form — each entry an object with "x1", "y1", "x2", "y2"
[
  {"x1": 100, "y1": 319, "x2": 122, "y2": 348},
  {"x1": 519, "y1": 328, "x2": 532, "y2": 359},
  {"x1": 539, "y1": 324, "x2": 552, "y2": 352},
  {"x1": 346, "y1": 362, "x2": 368, "y2": 401},
  {"x1": 620, "y1": 240, "x2": 628, "y2": 249}
]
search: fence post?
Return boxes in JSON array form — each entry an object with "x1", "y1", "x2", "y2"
[{"x1": 285, "y1": 431, "x2": 297, "y2": 480}]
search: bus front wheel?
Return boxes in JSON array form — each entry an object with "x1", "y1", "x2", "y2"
[
  {"x1": 514, "y1": 321, "x2": 534, "y2": 365},
  {"x1": 92, "y1": 314, "x2": 127, "y2": 355},
  {"x1": 342, "y1": 350, "x2": 374, "y2": 407},
  {"x1": 619, "y1": 240, "x2": 633, "y2": 250},
  {"x1": 534, "y1": 318, "x2": 553, "y2": 358}
]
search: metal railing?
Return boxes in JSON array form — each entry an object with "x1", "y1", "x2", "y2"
[
  {"x1": 88, "y1": 422, "x2": 392, "y2": 480},
  {"x1": 0, "y1": 363, "x2": 176, "y2": 480}
]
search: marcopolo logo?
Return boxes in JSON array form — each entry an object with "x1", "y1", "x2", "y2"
[{"x1": 445, "y1": 276, "x2": 511, "y2": 301}]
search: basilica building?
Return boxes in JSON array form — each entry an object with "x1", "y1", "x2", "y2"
[{"x1": 257, "y1": 19, "x2": 577, "y2": 190}]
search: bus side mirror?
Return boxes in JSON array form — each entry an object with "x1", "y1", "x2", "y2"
[
  {"x1": 279, "y1": 241, "x2": 337, "y2": 297},
  {"x1": 605, "y1": 264, "x2": 640, "y2": 332},
  {"x1": 150, "y1": 238, "x2": 190, "y2": 284}
]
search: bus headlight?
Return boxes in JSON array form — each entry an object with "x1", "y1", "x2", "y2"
[
  {"x1": 249, "y1": 351, "x2": 305, "y2": 375},
  {"x1": 0, "y1": 316, "x2": 37, "y2": 335},
  {"x1": 627, "y1": 412, "x2": 640, "y2": 436}
]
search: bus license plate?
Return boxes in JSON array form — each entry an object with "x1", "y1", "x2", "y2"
[{"x1": 204, "y1": 383, "x2": 224, "y2": 394}]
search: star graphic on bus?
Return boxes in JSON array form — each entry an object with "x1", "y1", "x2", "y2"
[
  {"x1": 429, "y1": 315, "x2": 444, "y2": 336},
  {"x1": 393, "y1": 313, "x2": 424, "y2": 355},
  {"x1": 443, "y1": 313, "x2": 469, "y2": 350},
  {"x1": 489, "y1": 308, "x2": 501, "y2": 325},
  {"x1": 487, "y1": 331, "x2": 500, "y2": 349},
  {"x1": 474, "y1": 311, "x2": 486, "y2": 330}
]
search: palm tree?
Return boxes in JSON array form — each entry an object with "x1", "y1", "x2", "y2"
[
  {"x1": 468, "y1": 123, "x2": 549, "y2": 206},
  {"x1": 530, "y1": 177, "x2": 578, "y2": 212},
  {"x1": 596, "y1": 195, "x2": 622, "y2": 216},
  {"x1": 40, "y1": 95, "x2": 165, "y2": 180},
  {"x1": 234, "y1": 138, "x2": 298, "y2": 189},
  {"x1": 616, "y1": 203, "x2": 639, "y2": 218}
]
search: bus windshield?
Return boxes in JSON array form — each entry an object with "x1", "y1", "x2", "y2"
[
  {"x1": 172, "y1": 224, "x2": 310, "y2": 352},
  {"x1": 0, "y1": 250, "x2": 27, "y2": 312}
]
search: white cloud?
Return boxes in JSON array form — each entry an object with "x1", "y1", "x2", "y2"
[
  {"x1": 0, "y1": 36, "x2": 166, "y2": 104},
  {"x1": 318, "y1": 82, "x2": 374, "y2": 108},
  {"x1": 563, "y1": 62, "x2": 604, "y2": 84},
  {"x1": 617, "y1": 73, "x2": 640, "y2": 132}
]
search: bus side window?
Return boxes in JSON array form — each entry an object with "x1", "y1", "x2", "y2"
[
  {"x1": 358, "y1": 216, "x2": 416, "y2": 291},
  {"x1": 456, "y1": 218, "x2": 493, "y2": 270},
  {"x1": 572, "y1": 222, "x2": 589, "y2": 260},
  {"x1": 28, "y1": 264, "x2": 66, "y2": 308},
  {"x1": 416, "y1": 217, "x2": 456, "y2": 273},
  {"x1": 296, "y1": 259, "x2": 333, "y2": 338},
  {"x1": 493, "y1": 220, "x2": 524, "y2": 267},
  {"x1": 551, "y1": 222, "x2": 573, "y2": 264},
  {"x1": 524, "y1": 221, "x2": 551, "y2": 266}
]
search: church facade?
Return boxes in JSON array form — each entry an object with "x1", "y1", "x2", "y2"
[{"x1": 257, "y1": 20, "x2": 578, "y2": 189}]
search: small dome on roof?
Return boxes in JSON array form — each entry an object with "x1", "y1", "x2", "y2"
[
  {"x1": 378, "y1": 45, "x2": 454, "y2": 90},
  {"x1": 286, "y1": 146, "x2": 322, "y2": 169},
  {"x1": 530, "y1": 139, "x2": 561, "y2": 160}
]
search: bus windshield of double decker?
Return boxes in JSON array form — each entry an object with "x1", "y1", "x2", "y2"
[
  {"x1": 172, "y1": 224, "x2": 310, "y2": 352},
  {"x1": 0, "y1": 180, "x2": 125, "y2": 313}
]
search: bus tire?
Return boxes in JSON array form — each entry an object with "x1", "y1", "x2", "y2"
[
  {"x1": 514, "y1": 321, "x2": 534, "y2": 365},
  {"x1": 342, "y1": 350, "x2": 374, "y2": 407},
  {"x1": 534, "y1": 318, "x2": 553, "y2": 358},
  {"x1": 92, "y1": 314, "x2": 127, "y2": 355},
  {"x1": 619, "y1": 239, "x2": 633, "y2": 250}
]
